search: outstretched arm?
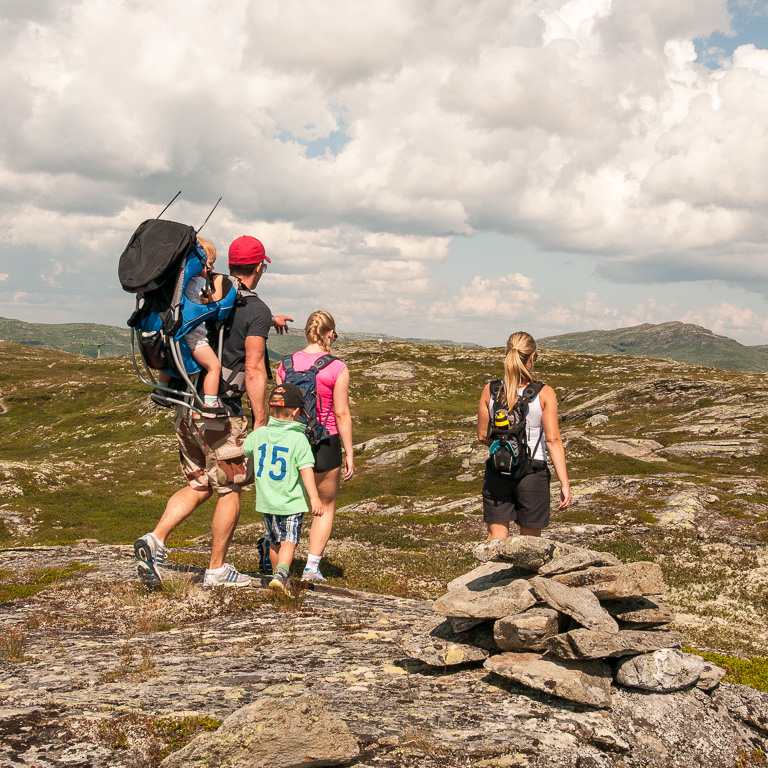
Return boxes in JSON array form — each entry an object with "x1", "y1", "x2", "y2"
[
  {"x1": 540, "y1": 385, "x2": 571, "y2": 510},
  {"x1": 271, "y1": 315, "x2": 294, "y2": 335}
]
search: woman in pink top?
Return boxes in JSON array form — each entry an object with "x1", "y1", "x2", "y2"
[{"x1": 276, "y1": 310, "x2": 354, "y2": 581}]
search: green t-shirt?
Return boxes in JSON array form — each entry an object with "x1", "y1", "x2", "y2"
[{"x1": 243, "y1": 417, "x2": 315, "y2": 515}]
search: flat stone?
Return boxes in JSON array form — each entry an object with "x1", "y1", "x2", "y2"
[
  {"x1": 449, "y1": 616, "x2": 487, "y2": 633},
  {"x1": 544, "y1": 629, "x2": 686, "y2": 660},
  {"x1": 472, "y1": 536, "x2": 556, "y2": 570},
  {"x1": 400, "y1": 616, "x2": 496, "y2": 666},
  {"x1": 615, "y1": 649, "x2": 705, "y2": 692},
  {"x1": 433, "y1": 579, "x2": 536, "y2": 619},
  {"x1": 712, "y1": 683, "x2": 768, "y2": 733},
  {"x1": 550, "y1": 562, "x2": 665, "y2": 599},
  {"x1": 484, "y1": 652, "x2": 613, "y2": 709},
  {"x1": 660, "y1": 439, "x2": 763, "y2": 459},
  {"x1": 601, "y1": 595, "x2": 675, "y2": 627},
  {"x1": 494, "y1": 607, "x2": 560, "y2": 651},
  {"x1": 447, "y1": 561, "x2": 533, "y2": 593},
  {"x1": 539, "y1": 550, "x2": 622, "y2": 577},
  {"x1": 530, "y1": 576, "x2": 619, "y2": 634},
  {"x1": 697, "y1": 661, "x2": 727, "y2": 691},
  {"x1": 159, "y1": 693, "x2": 359, "y2": 767}
]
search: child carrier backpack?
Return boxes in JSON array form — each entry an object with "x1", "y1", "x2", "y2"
[
  {"x1": 118, "y1": 195, "x2": 236, "y2": 414},
  {"x1": 487, "y1": 380, "x2": 545, "y2": 479},
  {"x1": 280, "y1": 354, "x2": 337, "y2": 445}
]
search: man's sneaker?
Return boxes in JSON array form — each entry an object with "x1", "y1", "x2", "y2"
[
  {"x1": 134, "y1": 532, "x2": 168, "y2": 589},
  {"x1": 269, "y1": 571, "x2": 294, "y2": 597},
  {"x1": 301, "y1": 567, "x2": 325, "y2": 582},
  {"x1": 203, "y1": 563, "x2": 252, "y2": 588},
  {"x1": 256, "y1": 536, "x2": 273, "y2": 575}
]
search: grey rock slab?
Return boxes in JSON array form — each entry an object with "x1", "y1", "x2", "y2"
[
  {"x1": 600, "y1": 595, "x2": 675, "y2": 626},
  {"x1": 530, "y1": 576, "x2": 619, "y2": 634},
  {"x1": 550, "y1": 561, "x2": 666, "y2": 599},
  {"x1": 615, "y1": 649, "x2": 705, "y2": 692},
  {"x1": 400, "y1": 615, "x2": 496, "y2": 666},
  {"x1": 484, "y1": 651, "x2": 613, "y2": 709},
  {"x1": 448, "y1": 616, "x2": 487, "y2": 633},
  {"x1": 494, "y1": 607, "x2": 560, "y2": 651},
  {"x1": 712, "y1": 682, "x2": 768, "y2": 733},
  {"x1": 538, "y1": 550, "x2": 622, "y2": 577},
  {"x1": 544, "y1": 629, "x2": 686, "y2": 660},
  {"x1": 660, "y1": 439, "x2": 763, "y2": 459},
  {"x1": 696, "y1": 661, "x2": 727, "y2": 691},
  {"x1": 472, "y1": 536, "x2": 555, "y2": 569},
  {"x1": 433, "y1": 578, "x2": 536, "y2": 619},
  {"x1": 446, "y1": 561, "x2": 533, "y2": 593},
  {"x1": 159, "y1": 692, "x2": 359, "y2": 767}
]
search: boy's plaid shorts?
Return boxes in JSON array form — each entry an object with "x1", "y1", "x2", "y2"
[{"x1": 262, "y1": 512, "x2": 304, "y2": 544}]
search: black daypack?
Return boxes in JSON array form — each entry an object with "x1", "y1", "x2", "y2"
[
  {"x1": 281, "y1": 354, "x2": 337, "y2": 446},
  {"x1": 487, "y1": 380, "x2": 544, "y2": 478}
]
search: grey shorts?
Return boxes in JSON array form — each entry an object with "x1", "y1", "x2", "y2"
[{"x1": 482, "y1": 459, "x2": 551, "y2": 530}]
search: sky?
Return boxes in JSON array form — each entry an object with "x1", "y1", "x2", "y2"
[{"x1": 1, "y1": 0, "x2": 768, "y2": 348}]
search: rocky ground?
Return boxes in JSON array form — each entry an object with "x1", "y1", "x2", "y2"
[{"x1": 0, "y1": 542, "x2": 766, "y2": 768}]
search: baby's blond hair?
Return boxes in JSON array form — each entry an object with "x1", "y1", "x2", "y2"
[{"x1": 197, "y1": 238, "x2": 217, "y2": 268}]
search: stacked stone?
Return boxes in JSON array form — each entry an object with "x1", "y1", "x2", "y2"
[{"x1": 402, "y1": 536, "x2": 725, "y2": 709}]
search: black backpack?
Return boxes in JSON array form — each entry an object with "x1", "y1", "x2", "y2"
[{"x1": 487, "y1": 380, "x2": 544, "y2": 478}]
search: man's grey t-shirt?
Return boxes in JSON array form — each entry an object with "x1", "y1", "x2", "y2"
[{"x1": 220, "y1": 285, "x2": 272, "y2": 413}]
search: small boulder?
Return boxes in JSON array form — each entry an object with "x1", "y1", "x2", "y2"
[
  {"x1": 494, "y1": 607, "x2": 560, "y2": 651},
  {"x1": 472, "y1": 536, "x2": 556, "y2": 570},
  {"x1": 614, "y1": 649, "x2": 705, "y2": 692},
  {"x1": 550, "y1": 562, "x2": 665, "y2": 599},
  {"x1": 159, "y1": 693, "x2": 359, "y2": 768},
  {"x1": 600, "y1": 595, "x2": 675, "y2": 627},
  {"x1": 447, "y1": 561, "x2": 532, "y2": 593},
  {"x1": 530, "y1": 576, "x2": 619, "y2": 634},
  {"x1": 696, "y1": 661, "x2": 727, "y2": 692},
  {"x1": 433, "y1": 579, "x2": 536, "y2": 619},
  {"x1": 484, "y1": 652, "x2": 613, "y2": 709}
]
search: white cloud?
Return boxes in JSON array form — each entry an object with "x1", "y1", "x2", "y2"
[
  {"x1": 1, "y1": 0, "x2": 768, "y2": 341},
  {"x1": 430, "y1": 273, "x2": 538, "y2": 319}
]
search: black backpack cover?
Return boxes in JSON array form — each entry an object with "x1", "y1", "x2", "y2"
[{"x1": 487, "y1": 380, "x2": 545, "y2": 479}]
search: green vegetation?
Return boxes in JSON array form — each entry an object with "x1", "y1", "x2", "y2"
[
  {"x1": 686, "y1": 648, "x2": 768, "y2": 692},
  {"x1": 0, "y1": 562, "x2": 93, "y2": 602}
]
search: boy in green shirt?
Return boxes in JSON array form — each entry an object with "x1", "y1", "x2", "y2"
[{"x1": 244, "y1": 382, "x2": 323, "y2": 596}]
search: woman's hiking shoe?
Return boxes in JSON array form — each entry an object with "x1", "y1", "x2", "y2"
[
  {"x1": 301, "y1": 568, "x2": 325, "y2": 582},
  {"x1": 256, "y1": 536, "x2": 273, "y2": 575},
  {"x1": 203, "y1": 563, "x2": 252, "y2": 588},
  {"x1": 269, "y1": 571, "x2": 294, "y2": 597},
  {"x1": 134, "y1": 532, "x2": 168, "y2": 589}
]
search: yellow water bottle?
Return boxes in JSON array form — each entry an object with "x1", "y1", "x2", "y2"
[{"x1": 494, "y1": 411, "x2": 510, "y2": 429}]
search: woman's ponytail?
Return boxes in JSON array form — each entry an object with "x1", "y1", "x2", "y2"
[{"x1": 502, "y1": 331, "x2": 537, "y2": 409}]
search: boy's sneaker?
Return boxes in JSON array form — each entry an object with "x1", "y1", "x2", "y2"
[
  {"x1": 203, "y1": 563, "x2": 252, "y2": 588},
  {"x1": 200, "y1": 402, "x2": 228, "y2": 419},
  {"x1": 269, "y1": 571, "x2": 294, "y2": 597},
  {"x1": 150, "y1": 390, "x2": 173, "y2": 408},
  {"x1": 301, "y1": 567, "x2": 325, "y2": 583},
  {"x1": 256, "y1": 536, "x2": 273, "y2": 575},
  {"x1": 134, "y1": 532, "x2": 168, "y2": 589}
]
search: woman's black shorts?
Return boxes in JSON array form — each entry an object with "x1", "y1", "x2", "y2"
[
  {"x1": 312, "y1": 434, "x2": 342, "y2": 473},
  {"x1": 482, "y1": 459, "x2": 551, "y2": 530}
]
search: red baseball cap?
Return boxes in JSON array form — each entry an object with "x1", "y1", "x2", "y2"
[{"x1": 228, "y1": 236, "x2": 272, "y2": 266}]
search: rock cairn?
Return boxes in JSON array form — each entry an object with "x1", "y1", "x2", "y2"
[{"x1": 402, "y1": 536, "x2": 725, "y2": 709}]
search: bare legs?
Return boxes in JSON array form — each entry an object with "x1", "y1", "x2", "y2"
[
  {"x1": 152, "y1": 485, "x2": 241, "y2": 570},
  {"x1": 307, "y1": 467, "x2": 341, "y2": 557},
  {"x1": 486, "y1": 522, "x2": 541, "y2": 540}
]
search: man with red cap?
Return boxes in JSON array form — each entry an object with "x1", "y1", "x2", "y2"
[{"x1": 134, "y1": 236, "x2": 292, "y2": 589}]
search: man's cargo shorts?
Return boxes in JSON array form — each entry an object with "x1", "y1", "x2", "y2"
[{"x1": 174, "y1": 410, "x2": 253, "y2": 494}]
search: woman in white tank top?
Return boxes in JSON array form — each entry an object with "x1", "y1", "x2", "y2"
[{"x1": 477, "y1": 331, "x2": 571, "y2": 539}]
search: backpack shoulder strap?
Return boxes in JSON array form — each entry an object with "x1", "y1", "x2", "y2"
[
  {"x1": 281, "y1": 354, "x2": 295, "y2": 374},
  {"x1": 489, "y1": 379, "x2": 504, "y2": 401},
  {"x1": 519, "y1": 380, "x2": 544, "y2": 403},
  {"x1": 309, "y1": 354, "x2": 337, "y2": 374}
]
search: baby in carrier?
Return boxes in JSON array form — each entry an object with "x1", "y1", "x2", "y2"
[{"x1": 155, "y1": 237, "x2": 226, "y2": 417}]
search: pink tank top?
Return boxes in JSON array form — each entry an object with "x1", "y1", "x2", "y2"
[{"x1": 276, "y1": 351, "x2": 347, "y2": 435}]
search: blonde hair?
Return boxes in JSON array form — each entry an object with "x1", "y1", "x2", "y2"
[
  {"x1": 197, "y1": 238, "x2": 217, "y2": 269},
  {"x1": 304, "y1": 310, "x2": 336, "y2": 352},
  {"x1": 501, "y1": 331, "x2": 537, "y2": 409}
]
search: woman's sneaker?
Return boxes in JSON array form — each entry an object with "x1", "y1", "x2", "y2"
[
  {"x1": 269, "y1": 571, "x2": 294, "y2": 597},
  {"x1": 301, "y1": 568, "x2": 325, "y2": 583},
  {"x1": 134, "y1": 532, "x2": 168, "y2": 589},
  {"x1": 203, "y1": 563, "x2": 252, "y2": 588}
]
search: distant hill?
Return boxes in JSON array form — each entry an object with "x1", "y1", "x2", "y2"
[
  {"x1": 0, "y1": 317, "x2": 482, "y2": 361},
  {"x1": 538, "y1": 321, "x2": 768, "y2": 373}
]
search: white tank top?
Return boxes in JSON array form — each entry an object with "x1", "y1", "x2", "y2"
[{"x1": 488, "y1": 384, "x2": 547, "y2": 461}]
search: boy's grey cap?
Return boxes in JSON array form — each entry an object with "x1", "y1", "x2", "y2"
[{"x1": 269, "y1": 382, "x2": 304, "y2": 409}]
